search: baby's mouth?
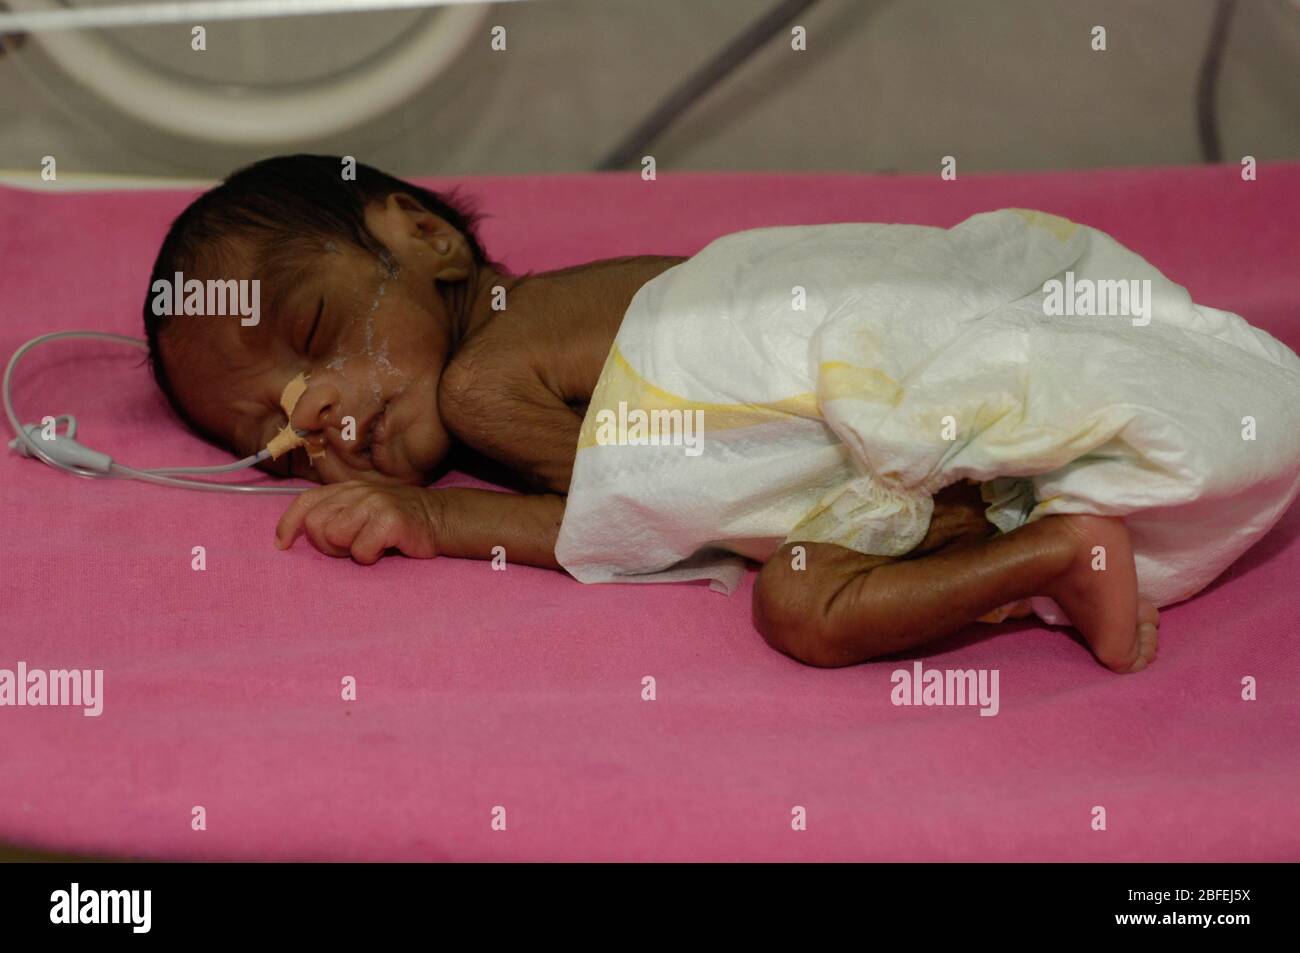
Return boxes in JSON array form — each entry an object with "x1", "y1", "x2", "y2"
[{"x1": 358, "y1": 404, "x2": 389, "y2": 463}]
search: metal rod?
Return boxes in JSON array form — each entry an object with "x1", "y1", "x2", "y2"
[
  {"x1": 595, "y1": 0, "x2": 821, "y2": 171},
  {"x1": 0, "y1": 0, "x2": 525, "y2": 34}
]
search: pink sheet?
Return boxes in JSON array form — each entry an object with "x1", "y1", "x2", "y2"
[{"x1": 2, "y1": 163, "x2": 1298, "y2": 861}]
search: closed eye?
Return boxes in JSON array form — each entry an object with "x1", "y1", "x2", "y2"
[{"x1": 303, "y1": 297, "x2": 324, "y2": 354}]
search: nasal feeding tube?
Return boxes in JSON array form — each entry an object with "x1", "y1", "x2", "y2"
[{"x1": 4, "y1": 331, "x2": 311, "y2": 495}]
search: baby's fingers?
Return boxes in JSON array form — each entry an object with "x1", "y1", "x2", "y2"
[
  {"x1": 298, "y1": 499, "x2": 391, "y2": 561},
  {"x1": 302, "y1": 504, "x2": 354, "y2": 558},
  {"x1": 346, "y1": 498, "x2": 438, "y2": 564},
  {"x1": 275, "y1": 482, "x2": 366, "y2": 550},
  {"x1": 349, "y1": 510, "x2": 404, "y2": 565}
]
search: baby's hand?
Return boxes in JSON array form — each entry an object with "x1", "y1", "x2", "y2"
[{"x1": 275, "y1": 482, "x2": 440, "y2": 564}]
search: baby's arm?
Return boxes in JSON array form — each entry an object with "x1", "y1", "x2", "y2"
[
  {"x1": 275, "y1": 481, "x2": 565, "y2": 569},
  {"x1": 429, "y1": 487, "x2": 565, "y2": 568},
  {"x1": 439, "y1": 346, "x2": 582, "y2": 495},
  {"x1": 440, "y1": 254, "x2": 688, "y2": 494}
]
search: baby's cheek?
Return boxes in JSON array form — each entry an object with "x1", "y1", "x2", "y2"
[{"x1": 416, "y1": 419, "x2": 454, "y2": 473}]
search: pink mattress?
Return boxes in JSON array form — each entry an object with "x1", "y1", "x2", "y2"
[{"x1": 2, "y1": 163, "x2": 1298, "y2": 861}]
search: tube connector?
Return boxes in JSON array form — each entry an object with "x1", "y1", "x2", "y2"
[{"x1": 9, "y1": 420, "x2": 113, "y2": 473}]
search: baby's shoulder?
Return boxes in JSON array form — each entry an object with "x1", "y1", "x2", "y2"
[{"x1": 443, "y1": 319, "x2": 533, "y2": 401}]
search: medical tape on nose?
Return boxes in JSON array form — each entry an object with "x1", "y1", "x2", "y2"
[{"x1": 265, "y1": 373, "x2": 310, "y2": 460}]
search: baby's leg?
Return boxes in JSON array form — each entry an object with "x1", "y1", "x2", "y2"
[{"x1": 754, "y1": 515, "x2": 1159, "y2": 672}]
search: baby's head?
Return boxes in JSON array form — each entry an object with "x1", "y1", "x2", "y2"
[{"x1": 144, "y1": 154, "x2": 502, "y2": 485}]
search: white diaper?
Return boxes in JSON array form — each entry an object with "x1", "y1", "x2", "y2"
[{"x1": 554, "y1": 209, "x2": 1300, "y2": 625}]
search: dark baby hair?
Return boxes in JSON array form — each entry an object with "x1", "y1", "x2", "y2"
[{"x1": 142, "y1": 153, "x2": 496, "y2": 448}]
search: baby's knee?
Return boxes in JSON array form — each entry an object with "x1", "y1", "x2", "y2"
[
  {"x1": 755, "y1": 540, "x2": 914, "y2": 666},
  {"x1": 753, "y1": 545, "x2": 873, "y2": 668}
]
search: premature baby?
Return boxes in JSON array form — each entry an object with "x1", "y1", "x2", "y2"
[{"x1": 145, "y1": 155, "x2": 1300, "y2": 674}]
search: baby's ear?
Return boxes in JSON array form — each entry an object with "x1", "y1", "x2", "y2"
[
  {"x1": 373, "y1": 194, "x2": 471, "y2": 280},
  {"x1": 430, "y1": 235, "x2": 472, "y2": 281},
  {"x1": 386, "y1": 192, "x2": 443, "y2": 233},
  {"x1": 423, "y1": 223, "x2": 472, "y2": 281}
]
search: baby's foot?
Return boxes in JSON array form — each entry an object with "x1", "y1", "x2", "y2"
[{"x1": 1041, "y1": 514, "x2": 1159, "y2": 673}]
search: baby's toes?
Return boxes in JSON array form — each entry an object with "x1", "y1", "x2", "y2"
[
  {"x1": 1137, "y1": 598, "x2": 1160, "y2": 629},
  {"x1": 1126, "y1": 622, "x2": 1159, "y2": 673}
]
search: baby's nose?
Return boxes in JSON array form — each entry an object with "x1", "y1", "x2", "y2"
[{"x1": 289, "y1": 381, "x2": 341, "y2": 432}]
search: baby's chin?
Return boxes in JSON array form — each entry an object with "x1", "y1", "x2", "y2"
[{"x1": 376, "y1": 422, "x2": 451, "y2": 486}]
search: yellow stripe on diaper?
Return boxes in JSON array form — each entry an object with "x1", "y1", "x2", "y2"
[
  {"x1": 576, "y1": 345, "x2": 822, "y2": 450},
  {"x1": 818, "y1": 361, "x2": 904, "y2": 406},
  {"x1": 1009, "y1": 208, "x2": 1079, "y2": 242}
]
